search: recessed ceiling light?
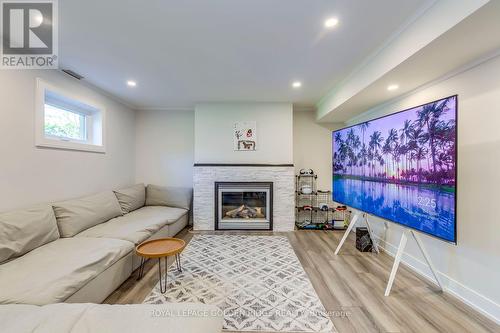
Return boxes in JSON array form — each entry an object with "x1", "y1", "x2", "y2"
[
  {"x1": 292, "y1": 81, "x2": 302, "y2": 88},
  {"x1": 387, "y1": 84, "x2": 399, "y2": 91},
  {"x1": 324, "y1": 17, "x2": 339, "y2": 28},
  {"x1": 127, "y1": 80, "x2": 137, "y2": 87}
]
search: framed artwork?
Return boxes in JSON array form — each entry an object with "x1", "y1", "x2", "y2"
[{"x1": 234, "y1": 121, "x2": 257, "y2": 151}]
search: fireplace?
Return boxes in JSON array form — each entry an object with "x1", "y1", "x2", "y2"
[{"x1": 215, "y1": 182, "x2": 273, "y2": 230}]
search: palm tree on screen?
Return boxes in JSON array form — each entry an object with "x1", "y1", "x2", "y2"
[
  {"x1": 360, "y1": 122, "x2": 370, "y2": 176},
  {"x1": 382, "y1": 139, "x2": 391, "y2": 177},
  {"x1": 386, "y1": 129, "x2": 398, "y2": 175},
  {"x1": 400, "y1": 119, "x2": 413, "y2": 172},
  {"x1": 368, "y1": 131, "x2": 383, "y2": 177},
  {"x1": 417, "y1": 99, "x2": 448, "y2": 176},
  {"x1": 413, "y1": 146, "x2": 427, "y2": 182},
  {"x1": 333, "y1": 96, "x2": 456, "y2": 186}
]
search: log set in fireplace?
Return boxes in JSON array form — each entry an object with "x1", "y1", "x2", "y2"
[
  {"x1": 215, "y1": 182, "x2": 273, "y2": 230},
  {"x1": 225, "y1": 205, "x2": 265, "y2": 219}
]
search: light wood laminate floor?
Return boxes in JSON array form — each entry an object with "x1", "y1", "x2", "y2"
[{"x1": 104, "y1": 228, "x2": 499, "y2": 333}]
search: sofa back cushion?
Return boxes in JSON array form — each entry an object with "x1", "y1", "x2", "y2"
[
  {"x1": 0, "y1": 205, "x2": 60, "y2": 263},
  {"x1": 53, "y1": 191, "x2": 123, "y2": 237},
  {"x1": 145, "y1": 185, "x2": 192, "y2": 210},
  {"x1": 113, "y1": 184, "x2": 146, "y2": 214}
]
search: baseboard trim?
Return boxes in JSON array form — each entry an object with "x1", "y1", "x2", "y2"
[{"x1": 373, "y1": 235, "x2": 500, "y2": 325}]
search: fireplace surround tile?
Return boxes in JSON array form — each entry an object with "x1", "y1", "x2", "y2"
[{"x1": 193, "y1": 166, "x2": 295, "y2": 231}]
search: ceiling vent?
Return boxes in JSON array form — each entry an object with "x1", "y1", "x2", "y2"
[{"x1": 61, "y1": 69, "x2": 84, "y2": 80}]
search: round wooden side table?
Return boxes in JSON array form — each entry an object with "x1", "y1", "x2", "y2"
[{"x1": 135, "y1": 238, "x2": 186, "y2": 293}]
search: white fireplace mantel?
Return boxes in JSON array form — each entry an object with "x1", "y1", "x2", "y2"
[{"x1": 193, "y1": 164, "x2": 295, "y2": 231}]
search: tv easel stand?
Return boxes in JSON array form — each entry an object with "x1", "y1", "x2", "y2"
[{"x1": 334, "y1": 212, "x2": 444, "y2": 296}]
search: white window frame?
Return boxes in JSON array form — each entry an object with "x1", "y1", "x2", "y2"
[{"x1": 35, "y1": 78, "x2": 106, "y2": 153}]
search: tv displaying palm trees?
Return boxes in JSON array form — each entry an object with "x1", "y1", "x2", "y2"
[{"x1": 332, "y1": 95, "x2": 457, "y2": 243}]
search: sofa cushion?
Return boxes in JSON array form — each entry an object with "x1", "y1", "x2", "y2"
[
  {"x1": 76, "y1": 206, "x2": 188, "y2": 244},
  {"x1": 113, "y1": 184, "x2": 146, "y2": 213},
  {"x1": 0, "y1": 303, "x2": 223, "y2": 333},
  {"x1": 0, "y1": 238, "x2": 133, "y2": 305},
  {"x1": 146, "y1": 184, "x2": 192, "y2": 210},
  {"x1": 0, "y1": 205, "x2": 59, "y2": 264},
  {"x1": 53, "y1": 191, "x2": 123, "y2": 237},
  {"x1": 0, "y1": 303, "x2": 91, "y2": 333}
]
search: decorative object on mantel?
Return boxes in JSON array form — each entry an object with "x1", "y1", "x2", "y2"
[
  {"x1": 233, "y1": 121, "x2": 256, "y2": 151},
  {"x1": 295, "y1": 171, "x2": 350, "y2": 230}
]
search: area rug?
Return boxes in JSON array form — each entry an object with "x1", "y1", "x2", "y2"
[{"x1": 143, "y1": 235, "x2": 335, "y2": 332}]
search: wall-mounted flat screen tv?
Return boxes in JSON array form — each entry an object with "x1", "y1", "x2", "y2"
[{"x1": 332, "y1": 95, "x2": 457, "y2": 243}]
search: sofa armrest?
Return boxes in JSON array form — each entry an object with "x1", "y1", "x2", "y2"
[
  {"x1": 145, "y1": 185, "x2": 193, "y2": 210},
  {"x1": 0, "y1": 303, "x2": 223, "y2": 333},
  {"x1": 78, "y1": 303, "x2": 223, "y2": 333}
]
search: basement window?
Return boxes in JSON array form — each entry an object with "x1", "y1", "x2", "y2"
[
  {"x1": 44, "y1": 99, "x2": 88, "y2": 142},
  {"x1": 35, "y1": 78, "x2": 106, "y2": 153}
]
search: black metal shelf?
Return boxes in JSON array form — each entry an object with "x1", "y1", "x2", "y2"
[
  {"x1": 295, "y1": 190, "x2": 331, "y2": 195},
  {"x1": 295, "y1": 206, "x2": 335, "y2": 212},
  {"x1": 297, "y1": 224, "x2": 348, "y2": 231},
  {"x1": 295, "y1": 191, "x2": 318, "y2": 195},
  {"x1": 295, "y1": 172, "x2": 350, "y2": 230},
  {"x1": 295, "y1": 174, "x2": 317, "y2": 178}
]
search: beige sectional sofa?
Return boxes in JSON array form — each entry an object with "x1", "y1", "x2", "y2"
[
  {"x1": 0, "y1": 183, "x2": 191, "y2": 305},
  {"x1": 0, "y1": 303, "x2": 223, "y2": 333},
  {"x1": 0, "y1": 184, "x2": 222, "y2": 333}
]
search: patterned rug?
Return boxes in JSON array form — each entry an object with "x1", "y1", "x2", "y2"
[{"x1": 143, "y1": 235, "x2": 335, "y2": 332}]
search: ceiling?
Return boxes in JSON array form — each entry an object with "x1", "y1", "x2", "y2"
[
  {"x1": 317, "y1": 0, "x2": 500, "y2": 123},
  {"x1": 59, "y1": 0, "x2": 431, "y2": 110}
]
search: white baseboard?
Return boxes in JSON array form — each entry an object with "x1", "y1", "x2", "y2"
[{"x1": 373, "y1": 235, "x2": 500, "y2": 325}]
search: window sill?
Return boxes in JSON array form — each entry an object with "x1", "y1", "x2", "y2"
[
  {"x1": 36, "y1": 138, "x2": 105, "y2": 153},
  {"x1": 35, "y1": 78, "x2": 106, "y2": 155}
]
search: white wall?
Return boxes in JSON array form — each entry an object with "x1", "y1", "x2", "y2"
[
  {"x1": 293, "y1": 110, "x2": 342, "y2": 190},
  {"x1": 135, "y1": 110, "x2": 194, "y2": 188},
  {"x1": 194, "y1": 103, "x2": 293, "y2": 164},
  {"x1": 345, "y1": 54, "x2": 500, "y2": 323},
  {"x1": 0, "y1": 70, "x2": 136, "y2": 211}
]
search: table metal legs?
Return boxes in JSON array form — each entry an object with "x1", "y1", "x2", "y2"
[
  {"x1": 175, "y1": 253, "x2": 182, "y2": 272},
  {"x1": 136, "y1": 254, "x2": 183, "y2": 293},
  {"x1": 158, "y1": 257, "x2": 168, "y2": 293},
  {"x1": 137, "y1": 257, "x2": 146, "y2": 281}
]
